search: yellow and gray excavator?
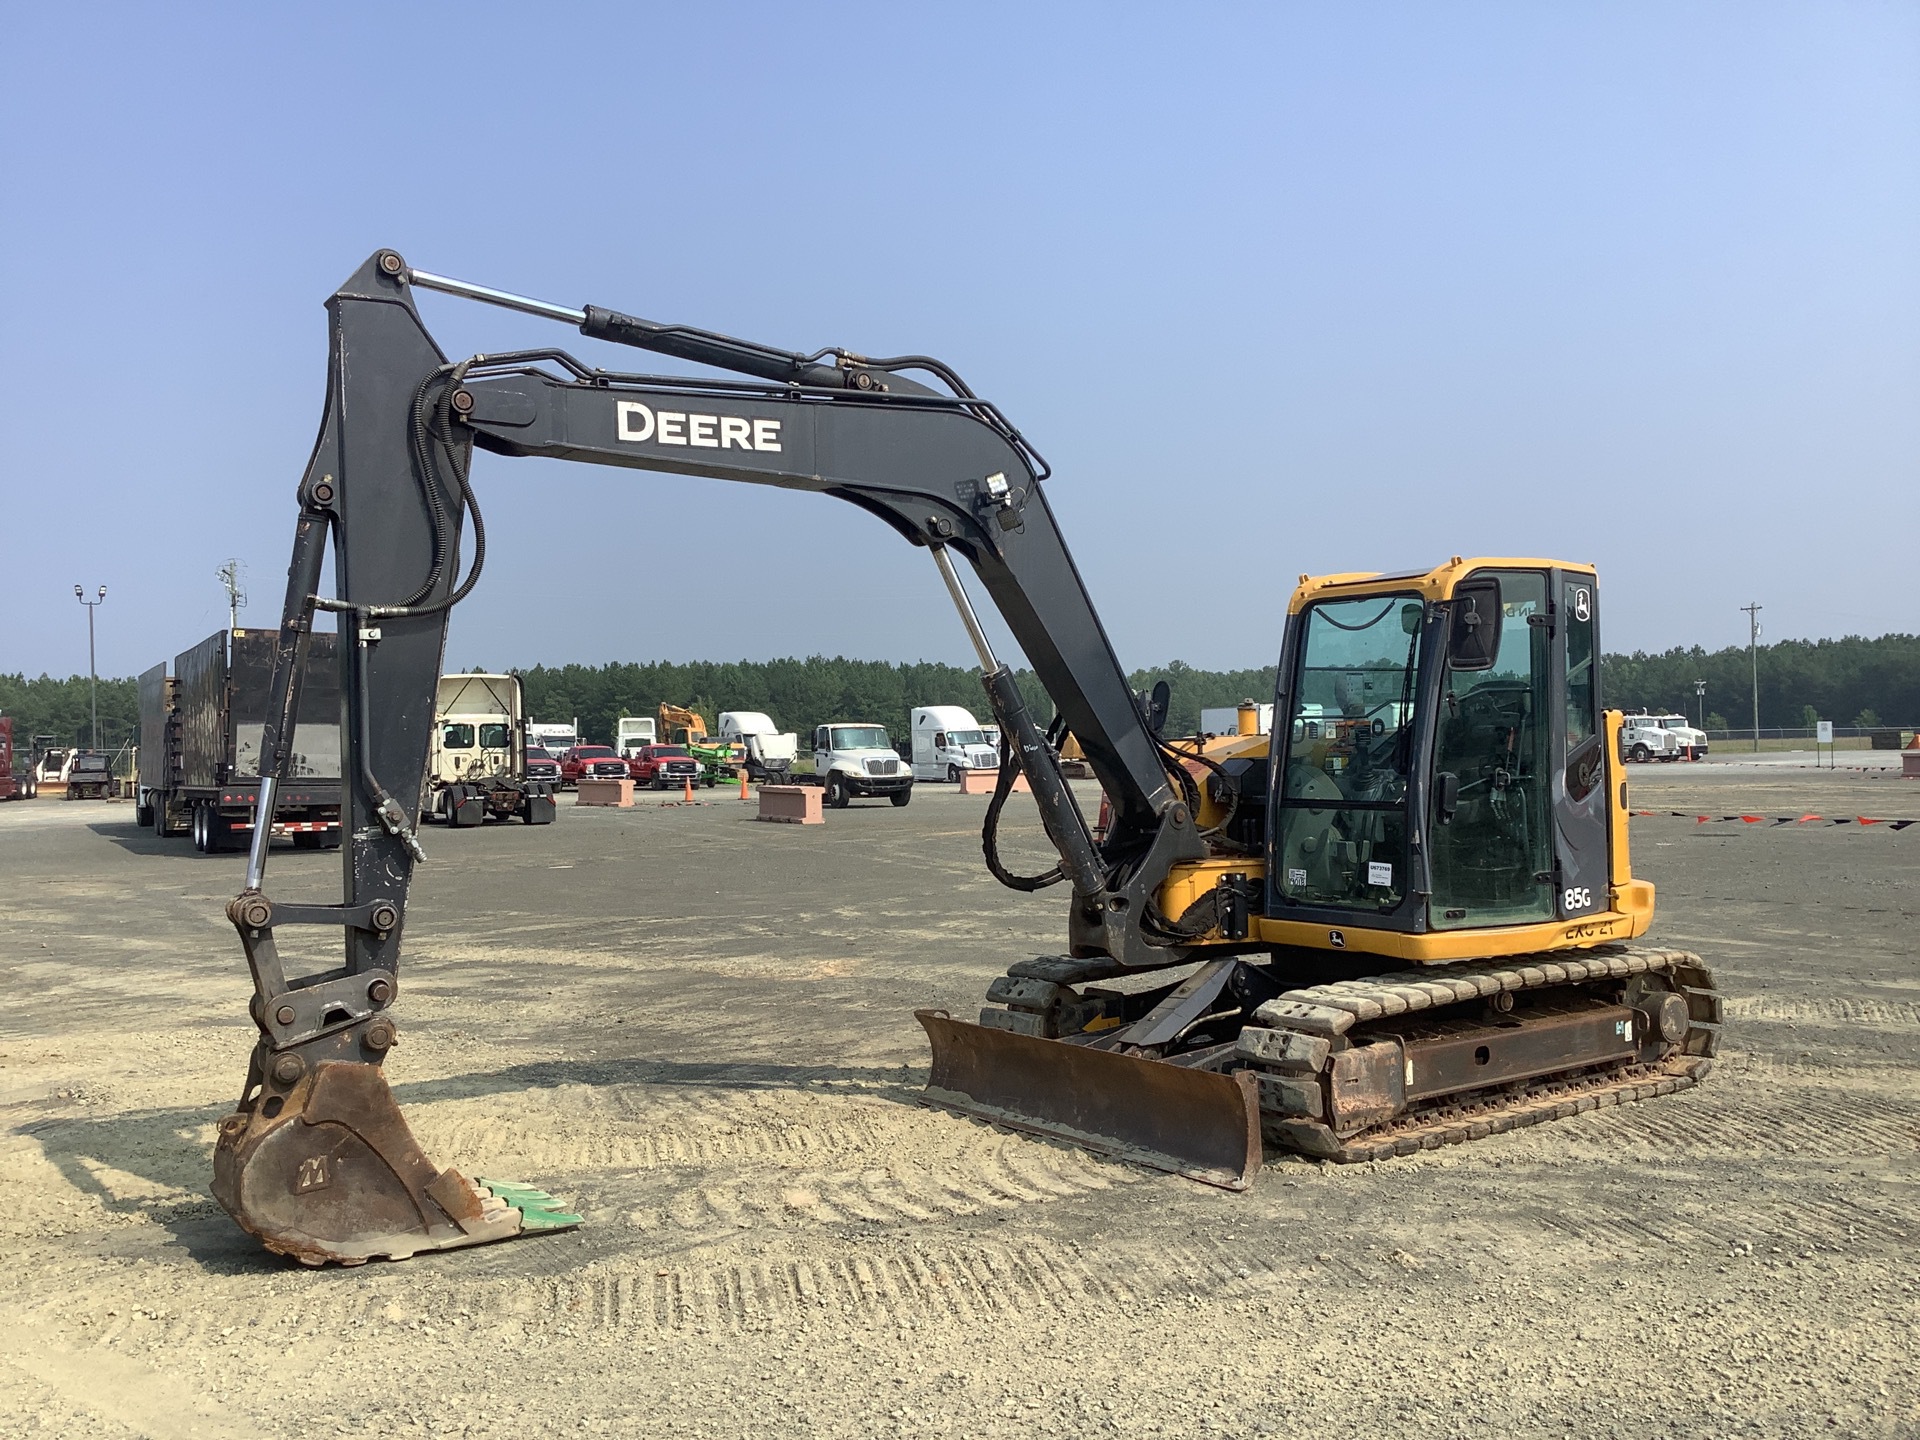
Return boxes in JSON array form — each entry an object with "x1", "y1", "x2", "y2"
[{"x1": 212, "y1": 253, "x2": 1717, "y2": 1264}]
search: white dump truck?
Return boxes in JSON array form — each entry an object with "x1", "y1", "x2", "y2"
[
  {"x1": 718, "y1": 711, "x2": 798, "y2": 783},
  {"x1": 615, "y1": 715, "x2": 658, "y2": 757},
  {"x1": 811, "y1": 722, "x2": 912, "y2": 808},
  {"x1": 426, "y1": 674, "x2": 557, "y2": 826},
  {"x1": 908, "y1": 705, "x2": 999, "y2": 781},
  {"x1": 1621, "y1": 711, "x2": 1707, "y2": 762},
  {"x1": 1619, "y1": 712, "x2": 1684, "y2": 763}
]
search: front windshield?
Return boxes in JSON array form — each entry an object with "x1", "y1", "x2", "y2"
[
  {"x1": 653, "y1": 746, "x2": 690, "y2": 758},
  {"x1": 1659, "y1": 718, "x2": 1687, "y2": 730},
  {"x1": 948, "y1": 729, "x2": 988, "y2": 746},
  {"x1": 828, "y1": 726, "x2": 890, "y2": 750},
  {"x1": 527, "y1": 748, "x2": 553, "y2": 763},
  {"x1": 1275, "y1": 593, "x2": 1423, "y2": 911},
  {"x1": 575, "y1": 747, "x2": 615, "y2": 759}
]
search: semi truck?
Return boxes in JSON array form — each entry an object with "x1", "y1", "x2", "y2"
[
  {"x1": 614, "y1": 715, "x2": 657, "y2": 757},
  {"x1": 907, "y1": 705, "x2": 998, "y2": 781},
  {"x1": 137, "y1": 628, "x2": 343, "y2": 852},
  {"x1": 528, "y1": 720, "x2": 579, "y2": 756},
  {"x1": 717, "y1": 711, "x2": 797, "y2": 783},
  {"x1": 425, "y1": 673, "x2": 557, "y2": 826},
  {"x1": 0, "y1": 719, "x2": 36, "y2": 800}
]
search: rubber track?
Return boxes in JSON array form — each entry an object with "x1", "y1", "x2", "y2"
[{"x1": 1248, "y1": 943, "x2": 1719, "y2": 1162}]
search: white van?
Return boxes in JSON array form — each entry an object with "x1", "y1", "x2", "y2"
[
  {"x1": 909, "y1": 706, "x2": 999, "y2": 781},
  {"x1": 719, "y1": 711, "x2": 799, "y2": 782}
]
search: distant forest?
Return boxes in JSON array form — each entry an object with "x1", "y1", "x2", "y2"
[{"x1": 3, "y1": 632, "x2": 1913, "y2": 751}]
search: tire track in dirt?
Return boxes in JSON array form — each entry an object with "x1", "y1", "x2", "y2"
[{"x1": 1719, "y1": 994, "x2": 1920, "y2": 1027}]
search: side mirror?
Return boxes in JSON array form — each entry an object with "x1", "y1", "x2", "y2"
[
  {"x1": 1448, "y1": 578, "x2": 1503, "y2": 671},
  {"x1": 1434, "y1": 771, "x2": 1460, "y2": 825}
]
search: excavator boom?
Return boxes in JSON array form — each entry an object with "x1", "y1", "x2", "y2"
[{"x1": 213, "y1": 253, "x2": 1713, "y2": 1264}]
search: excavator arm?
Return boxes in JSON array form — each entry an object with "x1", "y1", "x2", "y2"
[{"x1": 212, "y1": 252, "x2": 1235, "y2": 1264}]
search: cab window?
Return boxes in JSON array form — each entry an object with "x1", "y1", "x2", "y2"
[
  {"x1": 1428, "y1": 571, "x2": 1554, "y2": 927},
  {"x1": 478, "y1": 723, "x2": 509, "y2": 749},
  {"x1": 1274, "y1": 593, "x2": 1423, "y2": 911},
  {"x1": 441, "y1": 724, "x2": 475, "y2": 749}
]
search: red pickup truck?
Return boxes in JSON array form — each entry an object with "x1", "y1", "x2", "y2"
[
  {"x1": 627, "y1": 744, "x2": 704, "y2": 791},
  {"x1": 559, "y1": 745, "x2": 630, "y2": 787}
]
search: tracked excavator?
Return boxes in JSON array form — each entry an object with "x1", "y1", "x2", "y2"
[{"x1": 212, "y1": 252, "x2": 1719, "y2": 1265}]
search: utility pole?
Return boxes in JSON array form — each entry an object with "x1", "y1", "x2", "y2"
[
  {"x1": 1740, "y1": 603, "x2": 1762, "y2": 752},
  {"x1": 218, "y1": 560, "x2": 247, "y2": 631},
  {"x1": 75, "y1": 584, "x2": 107, "y2": 751},
  {"x1": 1694, "y1": 678, "x2": 1707, "y2": 732}
]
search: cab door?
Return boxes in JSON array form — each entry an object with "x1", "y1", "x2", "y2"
[{"x1": 1550, "y1": 570, "x2": 1609, "y2": 918}]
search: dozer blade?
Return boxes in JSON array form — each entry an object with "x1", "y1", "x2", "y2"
[
  {"x1": 915, "y1": 1009, "x2": 1261, "y2": 1190},
  {"x1": 212, "y1": 1059, "x2": 580, "y2": 1266}
]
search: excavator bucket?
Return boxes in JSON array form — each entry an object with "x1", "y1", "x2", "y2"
[
  {"x1": 915, "y1": 1010, "x2": 1261, "y2": 1190},
  {"x1": 211, "y1": 1060, "x2": 579, "y2": 1266}
]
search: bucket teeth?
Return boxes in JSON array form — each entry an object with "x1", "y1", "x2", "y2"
[{"x1": 478, "y1": 1178, "x2": 583, "y2": 1231}]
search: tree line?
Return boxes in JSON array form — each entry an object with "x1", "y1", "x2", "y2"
[
  {"x1": 2, "y1": 630, "x2": 1910, "y2": 753},
  {"x1": 1600, "y1": 633, "x2": 1918, "y2": 731}
]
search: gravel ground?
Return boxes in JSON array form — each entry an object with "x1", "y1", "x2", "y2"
[{"x1": 1, "y1": 763, "x2": 1914, "y2": 1439}]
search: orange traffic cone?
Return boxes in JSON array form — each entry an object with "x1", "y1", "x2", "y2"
[
  {"x1": 739, "y1": 772, "x2": 750, "y2": 799},
  {"x1": 683, "y1": 776, "x2": 694, "y2": 803}
]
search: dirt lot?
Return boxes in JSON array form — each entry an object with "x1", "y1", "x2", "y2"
[{"x1": 2, "y1": 764, "x2": 1915, "y2": 1439}]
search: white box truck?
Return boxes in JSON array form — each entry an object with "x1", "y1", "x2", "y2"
[
  {"x1": 909, "y1": 705, "x2": 1000, "y2": 781},
  {"x1": 718, "y1": 711, "x2": 798, "y2": 783},
  {"x1": 615, "y1": 715, "x2": 657, "y2": 757}
]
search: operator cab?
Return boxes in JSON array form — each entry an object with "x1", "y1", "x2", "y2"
[{"x1": 1270, "y1": 558, "x2": 1609, "y2": 938}]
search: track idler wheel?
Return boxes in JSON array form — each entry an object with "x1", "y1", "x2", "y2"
[{"x1": 212, "y1": 1054, "x2": 578, "y2": 1266}]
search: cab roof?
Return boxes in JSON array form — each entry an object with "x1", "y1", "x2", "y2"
[{"x1": 1287, "y1": 556, "x2": 1596, "y2": 614}]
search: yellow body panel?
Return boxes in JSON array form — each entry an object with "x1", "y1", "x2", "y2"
[{"x1": 1287, "y1": 556, "x2": 1597, "y2": 614}]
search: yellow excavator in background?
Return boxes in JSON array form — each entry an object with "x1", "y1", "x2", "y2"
[{"x1": 657, "y1": 703, "x2": 709, "y2": 746}]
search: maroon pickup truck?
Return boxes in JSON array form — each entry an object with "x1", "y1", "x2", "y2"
[
  {"x1": 628, "y1": 744, "x2": 703, "y2": 791},
  {"x1": 559, "y1": 745, "x2": 630, "y2": 787}
]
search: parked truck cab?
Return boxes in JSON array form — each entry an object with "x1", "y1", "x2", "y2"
[
  {"x1": 426, "y1": 673, "x2": 556, "y2": 827},
  {"x1": 718, "y1": 711, "x2": 798, "y2": 783},
  {"x1": 812, "y1": 723, "x2": 913, "y2": 808},
  {"x1": 909, "y1": 706, "x2": 998, "y2": 782}
]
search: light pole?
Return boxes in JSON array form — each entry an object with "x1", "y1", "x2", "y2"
[
  {"x1": 1694, "y1": 678, "x2": 1707, "y2": 732},
  {"x1": 75, "y1": 584, "x2": 106, "y2": 751},
  {"x1": 1740, "y1": 602, "x2": 1762, "y2": 752}
]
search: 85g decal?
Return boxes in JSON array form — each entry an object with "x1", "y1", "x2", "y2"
[{"x1": 1562, "y1": 886, "x2": 1595, "y2": 913}]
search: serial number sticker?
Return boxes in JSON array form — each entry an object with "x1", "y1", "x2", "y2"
[
  {"x1": 1287, "y1": 867, "x2": 1308, "y2": 888},
  {"x1": 1367, "y1": 861, "x2": 1393, "y2": 887}
]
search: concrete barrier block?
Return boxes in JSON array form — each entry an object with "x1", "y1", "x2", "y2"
[
  {"x1": 1903, "y1": 748, "x2": 1920, "y2": 779},
  {"x1": 576, "y1": 778, "x2": 635, "y2": 807},
  {"x1": 958, "y1": 768, "x2": 1027, "y2": 795},
  {"x1": 758, "y1": 785, "x2": 824, "y2": 824}
]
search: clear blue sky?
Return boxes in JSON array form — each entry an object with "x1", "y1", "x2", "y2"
[{"x1": 3, "y1": 2, "x2": 1914, "y2": 682}]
